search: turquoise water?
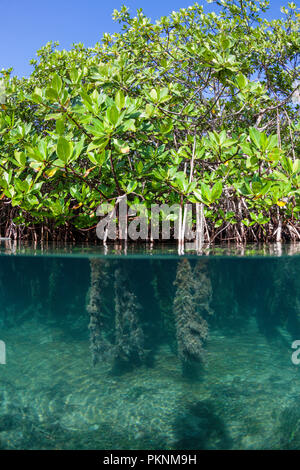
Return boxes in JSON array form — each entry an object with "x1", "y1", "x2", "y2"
[{"x1": 0, "y1": 243, "x2": 300, "y2": 449}]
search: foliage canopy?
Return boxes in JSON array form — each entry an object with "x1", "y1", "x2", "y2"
[{"x1": 0, "y1": 0, "x2": 299, "y2": 242}]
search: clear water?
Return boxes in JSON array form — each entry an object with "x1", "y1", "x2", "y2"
[{"x1": 0, "y1": 242, "x2": 300, "y2": 450}]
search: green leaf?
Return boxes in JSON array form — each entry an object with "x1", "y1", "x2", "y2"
[
  {"x1": 281, "y1": 156, "x2": 294, "y2": 175},
  {"x1": 31, "y1": 87, "x2": 43, "y2": 104},
  {"x1": 236, "y1": 73, "x2": 248, "y2": 89},
  {"x1": 88, "y1": 151, "x2": 106, "y2": 165},
  {"x1": 14, "y1": 151, "x2": 26, "y2": 167},
  {"x1": 69, "y1": 68, "x2": 79, "y2": 84},
  {"x1": 115, "y1": 90, "x2": 125, "y2": 110},
  {"x1": 293, "y1": 159, "x2": 300, "y2": 174},
  {"x1": 27, "y1": 147, "x2": 44, "y2": 163},
  {"x1": 201, "y1": 183, "x2": 212, "y2": 204},
  {"x1": 45, "y1": 87, "x2": 59, "y2": 101},
  {"x1": 106, "y1": 105, "x2": 119, "y2": 126},
  {"x1": 158, "y1": 87, "x2": 170, "y2": 103},
  {"x1": 56, "y1": 119, "x2": 65, "y2": 135},
  {"x1": 80, "y1": 89, "x2": 94, "y2": 112},
  {"x1": 71, "y1": 138, "x2": 85, "y2": 161},
  {"x1": 249, "y1": 128, "x2": 262, "y2": 149},
  {"x1": 122, "y1": 119, "x2": 136, "y2": 132},
  {"x1": 51, "y1": 74, "x2": 63, "y2": 94},
  {"x1": 127, "y1": 181, "x2": 137, "y2": 194},
  {"x1": 87, "y1": 137, "x2": 109, "y2": 152},
  {"x1": 136, "y1": 161, "x2": 143, "y2": 174},
  {"x1": 211, "y1": 181, "x2": 223, "y2": 202},
  {"x1": 160, "y1": 119, "x2": 173, "y2": 134},
  {"x1": 57, "y1": 137, "x2": 73, "y2": 164},
  {"x1": 149, "y1": 89, "x2": 157, "y2": 102}
]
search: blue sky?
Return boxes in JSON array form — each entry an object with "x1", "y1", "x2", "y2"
[{"x1": 0, "y1": 0, "x2": 288, "y2": 77}]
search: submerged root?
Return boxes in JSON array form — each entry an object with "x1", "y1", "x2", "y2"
[
  {"x1": 87, "y1": 259, "x2": 113, "y2": 365},
  {"x1": 193, "y1": 260, "x2": 213, "y2": 318},
  {"x1": 114, "y1": 267, "x2": 145, "y2": 367},
  {"x1": 173, "y1": 259, "x2": 209, "y2": 368}
]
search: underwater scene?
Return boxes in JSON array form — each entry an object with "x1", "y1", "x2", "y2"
[{"x1": 0, "y1": 246, "x2": 300, "y2": 450}]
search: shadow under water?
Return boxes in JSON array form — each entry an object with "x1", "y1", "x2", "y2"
[{"x1": 0, "y1": 253, "x2": 299, "y2": 449}]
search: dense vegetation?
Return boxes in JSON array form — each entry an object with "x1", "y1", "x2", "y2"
[{"x1": 0, "y1": 0, "x2": 299, "y2": 242}]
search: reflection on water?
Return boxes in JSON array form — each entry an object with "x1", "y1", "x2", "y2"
[{"x1": 0, "y1": 254, "x2": 300, "y2": 449}]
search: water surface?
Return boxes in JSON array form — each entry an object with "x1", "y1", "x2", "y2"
[{"x1": 0, "y1": 243, "x2": 299, "y2": 449}]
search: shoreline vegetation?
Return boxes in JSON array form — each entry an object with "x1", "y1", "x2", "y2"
[{"x1": 0, "y1": 0, "x2": 299, "y2": 247}]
